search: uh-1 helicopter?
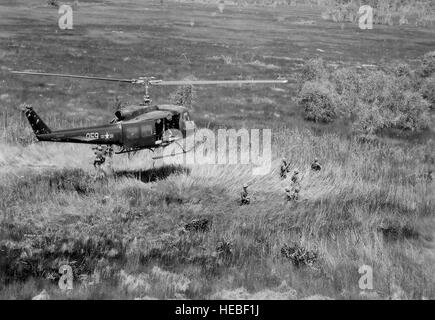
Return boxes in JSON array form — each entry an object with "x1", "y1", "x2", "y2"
[{"x1": 12, "y1": 70, "x2": 288, "y2": 159}]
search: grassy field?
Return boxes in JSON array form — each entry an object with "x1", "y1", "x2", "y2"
[{"x1": 0, "y1": 0, "x2": 435, "y2": 299}]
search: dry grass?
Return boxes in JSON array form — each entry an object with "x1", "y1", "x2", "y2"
[{"x1": 0, "y1": 126, "x2": 434, "y2": 299}]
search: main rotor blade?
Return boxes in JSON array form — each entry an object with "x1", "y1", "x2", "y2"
[
  {"x1": 11, "y1": 71, "x2": 289, "y2": 86},
  {"x1": 11, "y1": 71, "x2": 134, "y2": 83},
  {"x1": 150, "y1": 79, "x2": 288, "y2": 86}
]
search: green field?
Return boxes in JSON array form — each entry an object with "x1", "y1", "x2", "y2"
[{"x1": 0, "y1": 0, "x2": 434, "y2": 300}]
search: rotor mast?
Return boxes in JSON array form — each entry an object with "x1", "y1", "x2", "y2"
[{"x1": 132, "y1": 77, "x2": 157, "y2": 105}]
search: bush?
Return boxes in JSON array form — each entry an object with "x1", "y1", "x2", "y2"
[
  {"x1": 297, "y1": 80, "x2": 340, "y2": 123},
  {"x1": 322, "y1": 2, "x2": 359, "y2": 23},
  {"x1": 171, "y1": 85, "x2": 194, "y2": 109},
  {"x1": 47, "y1": 0, "x2": 59, "y2": 8},
  {"x1": 353, "y1": 101, "x2": 385, "y2": 135},
  {"x1": 353, "y1": 80, "x2": 430, "y2": 134},
  {"x1": 331, "y1": 67, "x2": 361, "y2": 114},
  {"x1": 358, "y1": 70, "x2": 398, "y2": 105},
  {"x1": 391, "y1": 62, "x2": 413, "y2": 78},
  {"x1": 297, "y1": 52, "x2": 433, "y2": 134},
  {"x1": 420, "y1": 76, "x2": 435, "y2": 110},
  {"x1": 332, "y1": 67, "x2": 361, "y2": 95},
  {"x1": 298, "y1": 58, "x2": 328, "y2": 87},
  {"x1": 420, "y1": 51, "x2": 435, "y2": 77},
  {"x1": 281, "y1": 244, "x2": 318, "y2": 268},
  {"x1": 392, "y1": 91, "x2": 430, "y2": 131}
]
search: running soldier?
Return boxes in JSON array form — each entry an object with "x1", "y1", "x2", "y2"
[
  {"x1": 280, "y1": 158, "x2": 290, "y2": 179},
  {"x1": 93, "y1": 146, "x2": 108, "y2": 180},
  {"x1": 93, "y1": 146, "x2": 106, "y2": 168},
  {"x1": 240, "y1": 183, "x2": 250, "y2": 205},
  {"x1": 285, "y1": 186, "x2": 300, "y2": 202},
  {"x1": 290, "y1": 169, "x2": 300, "y2": 185},
  {"x1": 285, "y1": 187, "x2": 292, "y2": 201},
  {"x1": 311, "y1": 158, "x2": 321, "y2": 171},
  {"x1": 291, "y1": 186, "x2": 300, "y2": 201},
  {"x1": 289, "y1": 169, "x2": 301, "y2": 201}
]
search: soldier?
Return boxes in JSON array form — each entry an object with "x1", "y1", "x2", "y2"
[
  {"x1": 286, "y1": 185, "x2": 300, "y2": 201},
  {"x1": 290, "y1": 169, "x2": 300, "y2": 185},
  {"x1": 103, "y1": 146, "x2": 114, "y2": 172},
  {"x1": 285, "y1": 187, "x2": 292, "y2": 201},
  {"x1": 93, "y1": 146, "x2": 106, "y2": 168},
  {"x1": 311, "y1": 158, "x2": 321, "y2": 171},
  {"x1": 290, "y1": 169, "x2": 301, "y2": 201},
  {"x1": 155, "y1": 119, "x2": 163, "y2": 144},
  {"x1": 240, "y1": 183, "x2": 250, "y2": 205},
  {"x1": 427, "y1": 169, "x2": 433, "y2": 182},
  {"x1": 106, "y1": 145, "x2": 114, "y2": 158},
  {"x1": 280, "y1": 158, "x2": 290, "y2": 179},
  {"x1": 291, "y1": 186, "x2": 300, "y2": 201}
]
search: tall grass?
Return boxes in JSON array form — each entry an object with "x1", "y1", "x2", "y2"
[{"x1": 0, "y1": 125, "x2": 434, "y2": 299}]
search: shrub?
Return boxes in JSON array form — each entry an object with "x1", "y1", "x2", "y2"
[
  {"x1": 353, "y1": 81, "x2": 430, "y2": 134},
  {"x1": 387, "y1": 61, "x2": 417, "y2": 91},
  {"x1": 420, "y1": 76, "x2": 435, "y2": 110},
  {"x1": 298, "y1": 57, "x2": 328, "y2": 85},
  {"x1": 420, "y1": 51, "x2": 435, "y2": 77},
  {"x1": 331, "y1": 67, "x2": 361, "y2": 114},
  {"x1": 297, "y1": 80, "x2": 340, "y2": 123},
  {"x1": 47, "y1": 0, "x2": 59, "y2": 8},
  {"x1": 296, "y1": 53, "x2": 434, "y2": 134},
  {"x1": 172, "y1": 85, "x2": 193, "y2": 108},
  {"x1": 392, "y1": 91, "x2": 430, "y2": 131},
  {"x1": 391, "y1": 62, "x2": 413, "y2": 78},
  {"x1": 332, "y1": 67, "x2": 361, "y2": 96},
  {"x1": 281, "y1": 244, "x2": 318, "y2": 268},
  {"x1": 358, "y1": 70, "x2": 398, "y2": 105},
  {"x1": 353, "y1": 101, "x2": 385, "y2": 135},
  {"x1": 322, "y1": 2, "x2": 359, "y2": 23}
]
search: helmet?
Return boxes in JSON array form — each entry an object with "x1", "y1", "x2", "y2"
[
  {"x1": 294, "y1": 169, "x2": 299, "y2": 173},
  {"x1": 282, "y1": 157, "x2": 287, "y2": 162},
  {"x1": 97, "y1": 146, "x2": 103, "y2": 151},
  {"x1": 243, "y1": 183, "x2": 248, "y2": 188},
  {"x1": 285, "y1": 187, "x2": 290, "y2": 191}
]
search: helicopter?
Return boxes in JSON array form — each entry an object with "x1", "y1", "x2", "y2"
[{"x1": 12, "y1": 71, "x2": 288, "y2": 158}]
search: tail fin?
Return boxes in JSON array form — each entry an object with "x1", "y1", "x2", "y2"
[{"x1": 23, "y1": 106, "x2": 51, "y2": 135}]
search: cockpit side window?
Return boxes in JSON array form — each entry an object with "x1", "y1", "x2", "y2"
[
  {"x1": 126, "y1": 126, "x2": 139, "y2": 139},
  {"x1": 141, "y1": 124, "x2": 153, "y2": 138}
]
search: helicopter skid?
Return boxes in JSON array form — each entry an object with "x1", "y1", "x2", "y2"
[{"x1": 151, "y1": 137, "x2": 206, "y2": 160}]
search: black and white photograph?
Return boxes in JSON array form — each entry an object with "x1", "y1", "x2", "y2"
[{"x1": 0, "y1": 0, "x2": 434, "y2": 306}]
